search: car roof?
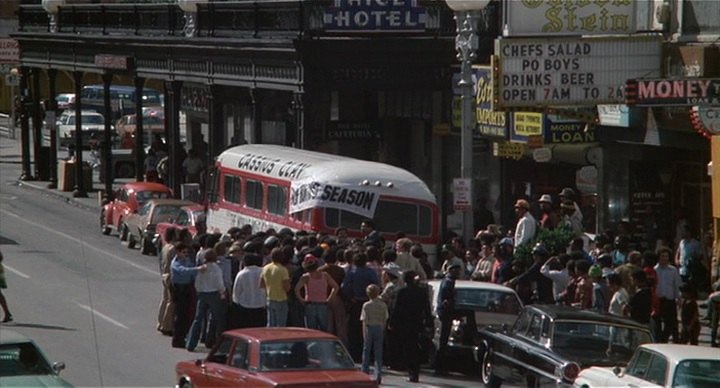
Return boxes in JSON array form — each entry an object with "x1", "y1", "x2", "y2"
[
  {"x1": 0, "y1": 329, "x2": 33, "y2": 345},
  {"x1": 122, "y1": 182, "x2": 171, "y2": 193},
  {"x1": 83, "y1": 84, "x2": 159, "y2": 93},
  {"x1": 527, "y1": 304, "x2": 649, "y2": 328},
  {"x1": 182, "y1": 204, "x2": 205, "y2": 212},
  {"x1": 226, "y1": 327, "x2": 339, "y2": 341},
  {"x1": 427, "y1": 279, "x2": 518, "y2": 293},
  {"x1": 639, "y1": 344, "x2": 720, "y2": 362},
  {"x1": 62, "y1": 110, "x2": 102, "y2": 116}
]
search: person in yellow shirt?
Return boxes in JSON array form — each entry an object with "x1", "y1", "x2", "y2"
[{"x1": 260, "y1": 247, "x2": 290, "y2": 327}]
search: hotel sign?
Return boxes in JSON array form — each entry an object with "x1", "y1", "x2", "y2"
[
  {"x1": 626, "y1": 78, "x2": 720, "y2": 107},
  {"x1": 504, "y1": 0, "x2": 637, "y2": 36},
  {"x1": 324, "y1": 0, "x2": 426, "y2": 32},
  {"x1": 495, "y1": 36, "x2": 661, "y2": 108},
  {"x1": 94, "y1": 55, "x2": 132, "y2": 70}
]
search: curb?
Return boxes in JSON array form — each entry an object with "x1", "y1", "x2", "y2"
[{"x1": 16, "y1": 179, "x2": 100, "y2": 213}]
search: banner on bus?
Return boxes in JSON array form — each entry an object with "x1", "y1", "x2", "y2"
[{"x1": 290, "y1": 178, "x2": 380, "y2": 219}]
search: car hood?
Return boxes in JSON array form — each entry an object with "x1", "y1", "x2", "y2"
[
  {"x1": 575, "y1": 366, "x2": 622, "y2": 387},
  {"x1": 473, "y1": 311, "x2": 518, "y2": 328},
  {"x1": 0, "y1": 375, "x2": 73, "y2": 387}
]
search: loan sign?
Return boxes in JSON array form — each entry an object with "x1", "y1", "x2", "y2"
[
  {"x1": 290, "y1": 178, "x2": 380, "y2": 219},
  {"x1": 495, "y1": 36, "x2": 661, "y2": 108},
  {"x1": 504, "y1": 0, "x2": 637, "y2": 36},
  {"x1": 625, "y1": 78, "x2": 720, "y2": 107}
]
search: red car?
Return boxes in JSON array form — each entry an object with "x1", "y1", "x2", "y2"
[
  {"x1": 175, "y1": 328, "x2": 377, "y2": 388},
  {"x1": 154, "y1": 204, "x2": 206, "y2": 248},
  {"x1": 100, "y1": 182, "x2": 172, "y2": 240}
]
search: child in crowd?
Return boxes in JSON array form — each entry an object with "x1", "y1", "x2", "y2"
[{"x1": 360, "y1": 284, "x2": 388, "y2": 385}]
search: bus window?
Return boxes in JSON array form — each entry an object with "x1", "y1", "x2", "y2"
[
  {"x1": 267, "y1": 185, "x2": 287, "y2": 216},
  {"x1": 223, "y1": 175, "x2": 241, "y2": 204},
  {"x1": 246, "y1": 180, "x2": 263, "y2": 210},
  {"x1": 325, "y1": 201, "x2": 432, "y2": 236}
]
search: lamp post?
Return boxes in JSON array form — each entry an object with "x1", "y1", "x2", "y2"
[
  {"x1": 41, "y1": 0, "x2": 65, "y2": 33},
  {"x1": 445, "y1": 0, "x2": 490, "y2": 244},
  {"x1": 177, "y1": 0, "x2": 207, "y2": 38}
]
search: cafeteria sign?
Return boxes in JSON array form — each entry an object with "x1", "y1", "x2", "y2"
[
  {"x1": 324, "y1": 0, "x2": 426, "y2": 32},
  {"x1": 290, "y1": 178, "x2": 380, "y2": 218}
]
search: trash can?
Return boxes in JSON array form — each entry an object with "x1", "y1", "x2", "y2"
[{"x1": 57, "y1": 160, "x2": 92, "y2": 192}]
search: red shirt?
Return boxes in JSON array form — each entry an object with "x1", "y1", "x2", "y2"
[{"x1": 643, "y1": 266, "x2": 661, "y2": 316}]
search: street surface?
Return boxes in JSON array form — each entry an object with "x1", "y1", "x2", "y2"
[{"x1": 0, "y1": 127, "x2": 481, "y2": 386}]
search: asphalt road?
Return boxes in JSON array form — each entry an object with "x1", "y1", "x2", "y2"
[{"x1": 0, "y1": 150, "x2": 480, "y2": 387}]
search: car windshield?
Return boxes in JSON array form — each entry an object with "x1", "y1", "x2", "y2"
[
  {"x1": 259, "y1": 339, "x2": 355, "y2": 371},
  {"x1": 150, "y1": 205, "x2": 184, "y2": 224},
  {"x1": 0, "y1": 343, "x2": 54, "y2": 377},
  {"x1": 135, "y1": 190, "x2": 170, "y2": 206},
  {"x1": 552, "y1": 321, "x2": 652, "y2": 364},
  {"x1": 672, "y1": 359, "x2": 720, "y2": 388},
  {"x1": 455, "y1": 289, "x2": 521, "y2": 314}
]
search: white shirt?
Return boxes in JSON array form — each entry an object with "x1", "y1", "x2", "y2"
[
  {"x1": 194, "y1": 262, "x2": 226, "y2": 293},
  {"x1": 514, "y1": 212, "x2": 537, "y2": 247},
  {"x1": 654, "y1": 264, "x2": 681, "y2": 300},
  {"x1": 540, "y1": 265, "x2": 569, "y2": 301},
  {"x1": 232, "y1": 266, "x2": 266, "y2": 309},
  {"x1": 395, "y1": 252, "x2": 426, "y2": 280},
  {"x1": 609, "y1": 288, "x2": 629, "y2": 316}
]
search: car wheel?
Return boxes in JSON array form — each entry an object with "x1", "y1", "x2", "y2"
[
  {"x1": 119, "y1": 222, "x2": 128, "y2": 241},
  {"x1": 127, "y1": 233, "x2": 136, "y2": 249},
  {"x1": 140, "y1": 236, "x2": 153, "y2": 255},
  {"x1": 100, "y1": 211, "x2": 111, "y2": 235},
  {"x1": 481, "y1": 349, "x2": 501, "y2": 388}
]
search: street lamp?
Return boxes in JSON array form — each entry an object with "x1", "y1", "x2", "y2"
[
  {"x1": 445, "y1": 0, "x2": 490, "y2": 244},
  {"x1": 177, "y1": 0, "x2": 207, "y2": 38},
  {"x1": 41, "y1": 0, "x2": 65, "y2": 33}
]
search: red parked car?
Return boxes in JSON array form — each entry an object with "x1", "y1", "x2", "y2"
[
  {"x1": 175, "y1": 328, "x2": 377, "y2": 388},
  {"x1": 154, "y1": 204, "x2": 206, "y2": 249},
  {"x1": 100, "y1": 182, "x2": 172, "y2": 240}
]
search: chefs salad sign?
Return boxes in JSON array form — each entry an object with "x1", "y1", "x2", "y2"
[{"x1": 494, "y1": 36, "x2": 661, "y2": 108}]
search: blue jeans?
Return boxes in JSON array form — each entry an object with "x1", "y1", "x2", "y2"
[
  {"x1": 305, "y1": 303, "x2": 328, "y2": 331},
  {"x1": 267, "y1": 300, "x2": 288, "y2": 327},
  {"x1": 362, "y1": 324, "x2": 384, "y2": 382},
  {"x1": 186, "y1": 291, "x2": 225, "y2": 350}
]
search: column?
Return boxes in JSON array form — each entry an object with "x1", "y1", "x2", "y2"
[
  {"x1": 252, "y1": 89, "x2": 262, "y2": 143},
  {"x1": 207, "y1": 85, "x2": 224, "y2": 160},
  {"x1": 291, "y1": 92, "x2": 304, "y2": 149},
  {"x1": 47, "y1": 69, "x2": 58, "y2": 188},
  {"x1": 31, "y1": 68, "x2": 46, "y2": 180},
  {"x1": 73, "y1": 70, "x2": 87, "y2": 198},
  {"x1": 102, "y1": 73, "x2": 113, "y2": 200},
  {"x1": 165, "y1": 80, "x2": 183, "y2": 196},
  {"x1": 134, "y1": 76, "x2": 145, "y2": 182},
  {"x1": 19, "y1": 66, "x2": 33, "y2": 181}
]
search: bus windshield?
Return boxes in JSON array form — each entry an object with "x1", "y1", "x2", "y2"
[{"x1": 324, "y1": 200, "x2": 432, "y2": 236}]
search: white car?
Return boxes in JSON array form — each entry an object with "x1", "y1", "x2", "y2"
[
  {"x1": 56, "y1": 110, "x2": 107, "y2": 148},
  {"x1": 426, "y1": 280, "x2": 522, "y2": 369},
  {"x1": 574, "y1": 344, "x2": 720, "y2": 388}
]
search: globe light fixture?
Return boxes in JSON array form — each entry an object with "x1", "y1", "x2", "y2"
[{"x1": 41, "y1": 0, "x2": 65, "y2": 32}]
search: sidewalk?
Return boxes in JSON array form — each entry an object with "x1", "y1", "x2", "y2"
[{"x1": 1, "y1": 122, "x2": 107, "y2": 213}]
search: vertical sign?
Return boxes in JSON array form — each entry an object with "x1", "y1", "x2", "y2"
[
  {"x1": 453, "y1": 178, "x2": 472, "y2": 212},
  {"x1": 474, "y1": 66, "x2": 507, "y2": 138}
]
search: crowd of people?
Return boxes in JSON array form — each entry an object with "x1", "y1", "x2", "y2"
[{"x1": 154, "y1": 188, "x2": 720, "y2": 383}]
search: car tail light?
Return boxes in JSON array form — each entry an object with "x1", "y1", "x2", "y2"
[{"x1": 561, "y1": 362, "x2": 580, "y2": 381}]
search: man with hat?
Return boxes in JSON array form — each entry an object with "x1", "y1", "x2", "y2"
[
  {"x1": 513, "y1": 199, "x2": 537, "y2": 248},
  {"x1": 434, "y1": 262, "x2": 462, "y2": 376},
  {"x1": 561, "y1": 200, "x2": 583, "y2": 236},
  {"x1": 559, "y1": 187, "x2": 583, "y2": 232},
  {"x1": 538, "y1": 194, "x2": 559, "y2": 230}
]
